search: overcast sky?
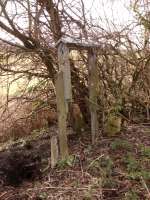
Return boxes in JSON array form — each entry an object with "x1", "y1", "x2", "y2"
[
  {"x1": 0, "y1": 0, "x2": 134, "y2": 42},
  {"x1": 85, "y1": 0, "x2": 133, "y2": 24}
]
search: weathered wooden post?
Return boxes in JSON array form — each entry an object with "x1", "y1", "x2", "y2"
[
  {"x1": 54, "y1": 38, "x2": 101, "y2": 159},
  {"x1": 55, "y1": 71, "x2": 69, "y2": 159},
  {"x1": 88, "y1": 48, "x2": 99, "y2": 144},
  {"x1": 57, "y1": 42, "x2": 72, "y2": 111},
  {"x1": 55, "y1": 41, "x2": 72, "y2": 160}
]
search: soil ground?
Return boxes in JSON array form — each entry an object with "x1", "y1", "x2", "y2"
[{"x1": 0, "y1": 124, "x2": 149, "y2": 200}]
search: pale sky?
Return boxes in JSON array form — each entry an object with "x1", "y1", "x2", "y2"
[
  {"x1": 85, "y1": 0, "x2": 133, "y2": 25},
  {"x1": 0, "y1": 0, "x2": 135, "y2": 42}
]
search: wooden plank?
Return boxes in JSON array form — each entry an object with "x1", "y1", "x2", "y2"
[
  {"x1": 55, "y1": 37, "x2": 103, "y2": 49},
  {"x1": 55, "y1": 71, "x2": 69, "y2": 159},
  {"x1": 51, "y1": 135, "x2": 59, "y2": 168},
  {"x1": 55, "y1": 38, "x2": 116, "y2": 54},
  {"x1": 88, "y1": 49, "x2": 99, "y2": 144},
  {"x1": 57, "y1": 42, "x2": 72, "y2": 104}
]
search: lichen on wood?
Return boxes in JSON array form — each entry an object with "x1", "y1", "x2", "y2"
[
  {"x1": 55, "y1": 71, "x2": 69, "y2": 159},
  {"x1": 104, "y1": 114, "x2": 122, "y2": 137},
  {"x1": 88, "y1": 49, "x2": 99, "y2": 144}
]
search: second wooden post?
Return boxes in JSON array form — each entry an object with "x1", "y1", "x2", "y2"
[{"x1": 88, "y1": 49, "x2": 99, "y2": 144}]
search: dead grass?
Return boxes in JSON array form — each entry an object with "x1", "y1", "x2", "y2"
[
  {"x1": 0, "y1": 98, "x2": 57, "y2": 143},
  {"x1": 0, "y1": 124, "x2": 149, "y2": 200}
]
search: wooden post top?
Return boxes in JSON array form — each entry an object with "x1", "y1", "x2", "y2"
[{"x1": 55, "y1": 37, "x2": 105, "y2": 51}]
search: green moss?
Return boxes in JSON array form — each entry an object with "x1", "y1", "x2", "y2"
[
  {"x1": 111, "y1": 139, "x2": 133, "y2": 151},
  {"x1": 99, "y1": 156, "x2": 114, "y2": 176},
  {"x1": 57, "y1": 155, "x2": 75, "y2": 169},
  {"x1": 127, "y1": 170, "x2": 150, "y2": 181},
  {"x1": 38, "y1": 192, "x2": 48, "y2": 199},
  {"x1": 124, "y1": 190, "x2": 140, "y2": 200},
  {"x1": 88, "y1": 156, "x2": 114, "y2": 177},
  {"x1": 102, "y1": 177, "x2": 118, "y2": 188},
  {"x1": 123, "y1": 153, "x2": 150, "y2": 181},
  {"x1": 83, "y1": 191, "x2": 92, "y2": 200},
  {"x1": 142, "y1": 127, "x2": 150, "y2": 135},
  {"x1": 140, "y1": 146, "x2": 150, "y2": 158},
  {"x1": 104, "y1": 115, "x2": 122, "y2": 136},
  {"x1": 123, "y1": 154, "x2": 140, "y2": 172}
]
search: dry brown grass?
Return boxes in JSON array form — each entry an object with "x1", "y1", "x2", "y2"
[{"x1": 0, "y1": 97, "x2": 57, "y2": 143}]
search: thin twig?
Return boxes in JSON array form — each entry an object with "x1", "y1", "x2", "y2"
[
  {"x1": 140, "y1": 176, "x2": 150, "y2": 199},
  {"x1": 0, "y1": 191, "x2": 8, "y2": 198},
  {"x1": 27, "y1": 185, "x2": 117, "y2": 191},
  {"x1": 87, "y1": 154, "x2": 104, "y2": 170}
]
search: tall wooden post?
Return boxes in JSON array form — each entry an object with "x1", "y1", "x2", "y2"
[
  {"x1": 55, "y1": 71, "x2": 69, "y2": 159},
  {"x1": 88, "y1": 49, "x2": 99, "y2": 144},
  {"x1": 56, "y1": 42, "x2": 72, "y2": 159},
  {"x1": 57, "y1": 42, "x2": 72, "y2": 112}
]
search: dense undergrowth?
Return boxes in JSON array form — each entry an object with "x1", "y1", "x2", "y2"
[{"x1": 0, "y1": 124, "x2": 149, "y2": 200}]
